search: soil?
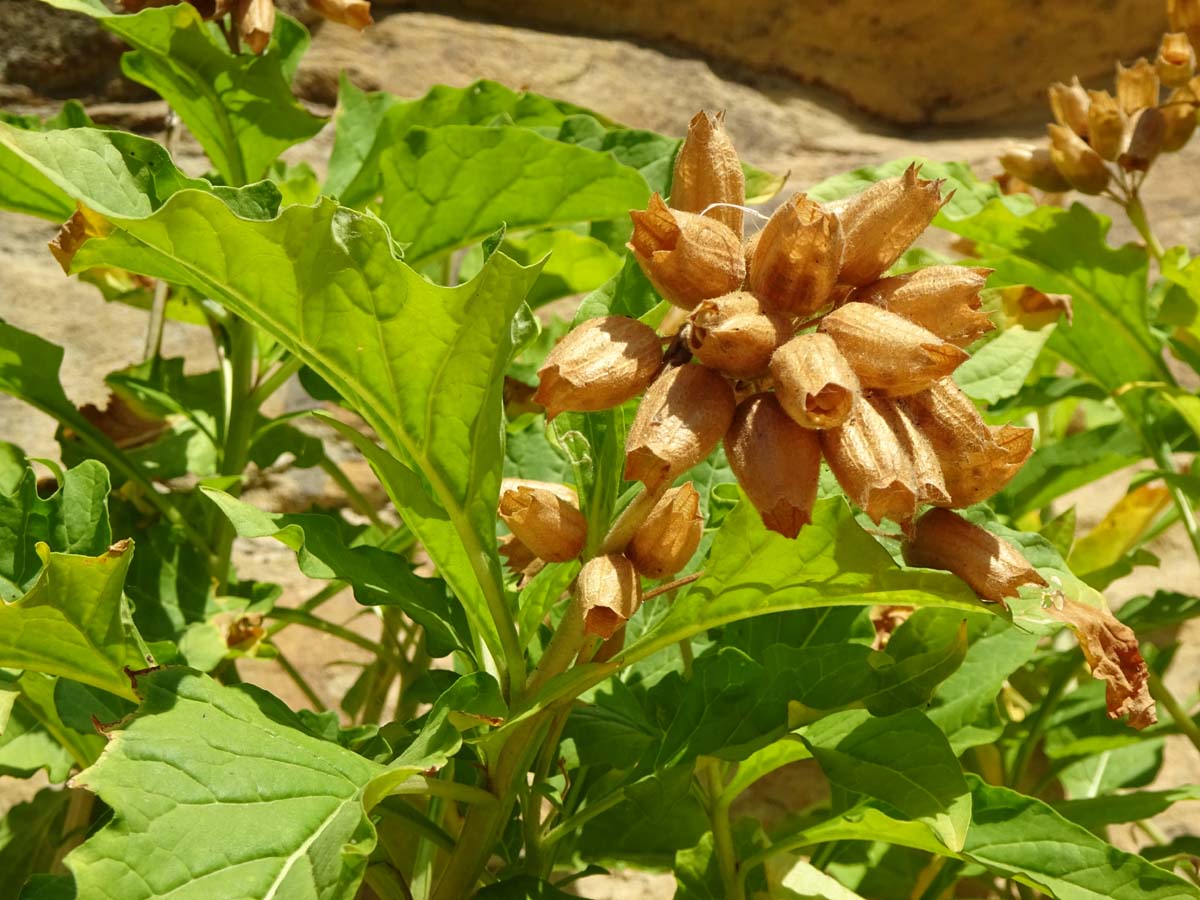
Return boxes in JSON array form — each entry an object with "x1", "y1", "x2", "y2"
[{"x1": 0, "y1": 9, "x2": 1197, "y2": 899}]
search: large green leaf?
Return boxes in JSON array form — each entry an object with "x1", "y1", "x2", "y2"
[
  {"x1": 67, "y1": 669, "x2": 385, "y2": 900},
  {"x1": 0, "y1": 788, "x2": 71, "y2": 892},
  {"x1": 807, "y1": 157, "x2": 1001, "y2": 222},
  {"x1": 801, "y1": 708, "x2": 971, "y2": 851},
  {"x1": 954, "y1": 320, "x2": 1058, "y2": 404},
  {"x1": 942, "y1": 200, "x2": 1166, "y2": 393},
  {"x1": 0, "y1": 454, "x2": 111, "y2": 599},
  {"x1": 0, "y1": 542, "x2": 147, "y2": 701},
  {"x1": 57, "y1": 190, "x2": 542, "y2": 682},
  {"x1": 0, "y1": 103, "x2": 92, "y2": 220},
  {"x1": 202, "y1": 488, "x2": 470, "y2": 658},
  {"x1": 39, "y1": 2, "x2": 324, "y2": 185},
  {"x1": 376, "y1": 124, "x2": 650, "y2": 266}
]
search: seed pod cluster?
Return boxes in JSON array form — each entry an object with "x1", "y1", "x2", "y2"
[
  {"x1": 537, "y1": 111, "x2": 1030, "y2": 554},
  {"x1": 117, "y1": 0, "x2": 373, "y2": 50},
  {"x1": 999, "y1": 21, "x2": 1200, "y2": 194}
]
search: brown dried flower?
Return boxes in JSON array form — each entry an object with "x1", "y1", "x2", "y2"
[
  {"x1": 819, "y1": 302, "x2": 968, "y2": 397},
  {"x1": 1116, "y1": 59, "x2": 1161, "y2": 115},
  {"x1": 1048, "y1": 77, "x2": 1091, "y2": 137},
  {"x1": 534, "y1": 315, "x2": 662, "y2": 419},
  {"x1": 1158, "y1": 32, "x2": 1197, "y2": 87},
  {"x1": 1162, "y1": 85, "x2": 1200, "y2": 151},
  {"x1": 498, "y1": 485, "x2": 587, "y2": 562},
  {"x1": 629, "y1": 194, "x2": 745, "y2": 310},
  {"x1": 1120, "y1": 107, "x2": 1167, "y2": 172},
  {"x1": 670, "y1": 111, "x2": 746, "y2": 236},
  {"x1": 625, "y1": 363, "x2": 736, "y2": 490},
  {"x1": 820, "y1": 394, "x2": 919, "y2": 525},
  {"x1": 770, "y1": 332, "x2": 860, "y2": 429},
  {"x1": 853, "y1": 265, "x2": 995, "y2": 347},
  {"x1": 1085, "y1": 90, "x2": 1129, "y2": 161},
  {"x1": 1047, "y1": 124, "x2": 1111, "y2": 194},
  {"x1": 724, "y1": 393, "x2": 822, "y2": 537},
  {"x1": 579, "y1": 554, "x2": 643, "y2": 639},
  {"x1": 748, "y1": 194, "x2": 844, "y2": 316},
  {"x1": 687, "y1": 291, "x2": 791, "y2": 378},
  {"x1": 1169, "y1": 0, "x2": 1200, "y2": 46},
  {"x1": 998, "y1": 145, "x2": 1073, "y2": 192},
  {"x1": 234, "y1": 0, "x2": 274, "y2": 54},
  {"x1": 876, "y1": 399, "x2": 949, "y2": 506},
  {"x1": 627, "y1": 483, "x2": 703, "y2": 578}
]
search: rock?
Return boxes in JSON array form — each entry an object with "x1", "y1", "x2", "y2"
[{"x1": 377, "y1": 0, "x2": 1167, "y2": 124}]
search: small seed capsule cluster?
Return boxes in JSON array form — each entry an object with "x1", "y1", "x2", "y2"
[
  {"x1": 537, "y1": 112, "x2": 1031, "y2": 542},
  {"x1": 1000, "y1": 3, "x2": 1200, "y2": 195},
  {"x1": 499, "y1": 479, "x2": 703, "y2": 636}
]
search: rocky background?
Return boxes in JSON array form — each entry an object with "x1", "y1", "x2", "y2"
[{"x1": 1, "y1": 2, "x2": 1198, "y2": 897}]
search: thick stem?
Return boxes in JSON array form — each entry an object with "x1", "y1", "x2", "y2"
[
  {"x1": 1124, "y1": 194, "x2": 1165, "y2": 262},
  {"x1": 212, "y1": 319, "x2": 258, "y2": 587},
  {"x1": 702, "y1": 761, "x2": 745, "y2": 900},
  {"x1": 600, "y1": 482, "x2": 667, "y2": 555}
]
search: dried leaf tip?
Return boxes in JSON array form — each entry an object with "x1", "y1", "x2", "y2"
[
  {"x1": 671, "y1": 110, "x2": 746, "y2": 236},
  {"x1": 629, "y1": 194, "x2": 745, "y2": 309}
]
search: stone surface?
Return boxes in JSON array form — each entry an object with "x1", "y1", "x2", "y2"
[{"x1": 382, "y1": 0, "x2": 1167, "y2": 124}]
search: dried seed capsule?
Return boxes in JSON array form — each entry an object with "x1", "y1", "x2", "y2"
[
  {"x1": 1162, "y1": 86, "x2": 1199, "y2": 151},
  {"x1": 742, "y1": 231, "x2": 761, "y2": 282},
  {"x1": 820, "y1": 394, "x2": 918, "y2": 525},
  {"x1": 1047, "y1": 124, "x2": 1111, "y2": 194},
  {"x1": 1047, "y1": 77, "x2": 1091, "y2": 137},
  {"x1": 498, "y1": 485, "x2": 587, "y2": 562},
  {"x1": 307, "y1": 0, "x2": 373, "y2": 28},
  {"x1": 876, "y1": 399, "x2": 949, "y2": 505},
  {"x1": 835, "y1": 164, "x2": 947, "y2": 287},
  {"x1": 1158, "y1": 33, "x2": 1196, "y2": 87},
  {"x1": 998, "y1": 145, "x2": 1072, "y2": 192},
  {"x1": 499, "y1": 533, "x2": 538, "y2": 575},
  {"x1": 629, "y1": 194, "x2": 745, "y2": 310},
  {"x1": 905, "y1": 379, "x2": 1034, "y2": 507},
  {"x1": 1086, "y1": 91, "x2": 1129, "y2": 161},
  {"x1": 1119, "y1": 107, "x2": 1166, "y2": 172},
  {"x1": 819, "y1": 302, "x2": 968, "y2": 397},
  {"x1": 671, "y1": 111, "x2": 746, "y2": 236},
  {"x1": 500, "y1": 478, "x2": 578, "y2": 505},
  {"x1": 579, "y1": 553, "x2": 643, "y2": 639},
  {"x1": 534, "y1": 316, "x2": 663, "y2": 420},
  {"x1": 903, "y1": 508, "x2": 1046, "y2": 603},
  {"x1": 234, "y1": 0, "x2": 274, "y2": 54},
  {"x1": 625, "y1": 363, "x2": 736, "y2": 489},
  {"x1": 1116, "y1": 59, "x2": 1160, "y2": 115},
  {"x1": 724, "y1": 393, "x2": 821, "y2": 537},
  {"x1": 853, "y1": 265, "x2": 995, "y2": 347},
  {"x1": 687, "y1": 291, "x2": 791, "y2": 378},
  {"x1": 1169, "y1": 0, "x2": 1200, "y2": 46},
  {"x1": 627, "y1": 483, "x2": 703, "y2": 578},
  {"x1": 748, "y1": 194, "x2": 844, "y2": 316},
  {"x1": 770, "y1": 332, "x2": 860, "y2": 429}
]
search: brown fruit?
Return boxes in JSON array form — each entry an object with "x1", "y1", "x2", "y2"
[
  {"x1": 748, "y1": 194, "x2": 844, "y2": 316},
  {"x1": 1169, "y1": 0, "x2": 1200, "y2": 47},
  {"x1": 534, "y1": 316, "x2": 662, "y2": 419},
  {"x1": 498, "y1": 533, "x2": 538, "y2": 575},
  {"x1": 1116, "y1": 59, "x2": 1161, "y2": 115},
  {"x1": 1047, "y1": 124, "x2": 1111, "y2": 195},
  {"x1": 687, "y1": 291, "x2": 791, "y2": 378},
  {"x1": 904, "y1": 379, "x2": 1033, "y2": 507},
  {"x1": 854, "y1": 265, "x2": 995, "y2": 347},
  {"x1": 670, "y1": 110, "x2": 746, "y2": 236},
  {"x1": 629, "y1": 194, "x2": 745, "y2": 309},
  {"x1": 498, "y1": 485, "x2": 587, "y2": 562},
  {"x1": 234, "y1": 0, "x2": 274, "y2": 54},
  {"x1": 627, "y1": 483, "x2": 703, "y2": 578},
  {"x1": 770, "y1": 332, "x2": 860, "y2": 429},
  {"x1": 875, "y1": 398, "x2": 949, "y2": 505},
  {"x1": 820, "y1": 394, "x2": 918, "y2": 525},
  {"x1": 724, "y1": 393, "x2": 822, "y2": 537},
  {"x1": 1119, "y1": 107, "x2": 1166, "y2": 172},
  {"x1": 903, "y1": 508, "x2": 1046, "y2": 603},
  {"x1": 1158, "y1": 33, "x2": 1196, "y2": 87},
  {"x1": 999, "y1": 145, "x2": 1073, "y2": 192},
  {"x1": 1162, "y1": 86, "x2": 1200, "y2": 151},
  {"x1": 307, "y1": 0, "x2": 372, "y2": 28},
  {"x1": 625, "y1": 363, "x2": 736, "y2": 490},
  {"x1": 579, "y1": 554, "x2": 643, "y2": 639},
  {"x1": 1047, "y1": 77, "x2": 1091, "y2": 137},
  {"x1": 1085, "y1": 91, "x2": 1129, "y2": 161},
  {"x1": 819, "y1": 302, "x2": 968, "y2": 397},
  {"x1": 835, "y1": 164, "x2": 947, "y2": 286}
]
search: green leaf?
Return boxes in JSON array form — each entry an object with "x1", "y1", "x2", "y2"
[
  {"x1": 776, "y1": 858, "x2": 869, "y2": 900},
  {"x1": 0, "y1": 542, "x2": 147, "y2": 701},
  {"x1": 67, "y1": 669, "x2": 384, "y2": 900},
  {"x1": 0, "y1": 104, "x2": 91, "y2": 220},
  {"x1": 0, "y1": 692, "x2": 76, "y2": 782},
  {"x1": 942, "y1": 200, "x2": 1167, "y2": 394},
  {"x1": 202, "y1": 488, "x2": 470, "y2": 658},
  {"x1": 0, "y1": 788, "x2": 71, "y2": 892},
  {"x1": 56, "y1": 190, "x2": 543, "y2": 685},
  {"x1": 953, "y1": 321, "x2": 1057, "y2": 403},
  {"x1": 673, "y1": 822, "x2": 768, "y2": 900},
  {"x1": 496, "y1": 229, "x2": 622, "y2": 307},
  {"x1": 55, "y1": 4, "x2": 325, "y2": 185},
  {"x1": 1052, "y1": 785, "x2": 1200, "y2": 831},
  {"x1": 0, "y1": 455, "x2": 111, "y2": 598},
  {"x1": 15, "y1": 671, "x2": 106, "y2": 774},
  {"x1": 801, "y1": 708, "x2": 971, "y2": 851},
  {"x1": 376, "y1": 124, "x2": 649, "y2": 266},
  {"x1": 807, "y1": 158, "x2": 1001, "y2": 221}
]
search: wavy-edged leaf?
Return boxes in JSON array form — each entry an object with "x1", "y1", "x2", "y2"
[
  {"x1": 0, "y1": 787, "x2": 71, "y2": 892},
  {"x1": 376, "y1": 124, "x2": 650, "y2": 266},
  {"x1": 202, "y1": 488, "x2": 470, "y2": 658},
  {"x1": 55, "y1": 189, "x2": 543, "y2": 680},
  {"x1": 0, "y1": 103, "x2": 92, "y2": 220},
  {"x1": 807, "y1": 157, "x2": 1000, "y2": 222},
  {"x1": 0, "y1": 543, "x2": 147, "y2": 701},
  {"x1": 67, "y1": 669, "x2": 384, "y2": 900}
]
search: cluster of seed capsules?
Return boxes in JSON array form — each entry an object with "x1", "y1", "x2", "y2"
[
  {"x1": 1000, "y1": 2, "x2": 1200, "y2": 195},
  {"x1": 500, "y1": 112, "x2": 1047, "y2": 637}
]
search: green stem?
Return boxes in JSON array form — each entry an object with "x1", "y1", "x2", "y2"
[
  {"x1": 274, "y1": 649, "x2": 326, "y2": 711},
  {"x1": 319, "y1": 457, "x2": 385, "y2": 528},
  {"x1": 540, "y1": 789, "x2": 625, "y2": 850},
  {"x1": 267, "y1": 607, "x2": 400, "y2": 667},
  {"x1": 1149, "y1": 672, "x2": 1200, "y2": 755},
  {"x1": 1009, "y1": 660, "x2": 1076, "y2": 791},
  {"x1": 391, "y1": 776, "x2": 498, "y2": 808},
  {"x1": 248, "y1": 355, "x2": 301, "y2": 408},
  {"x1": 1124, "y1": 195, "x2": 1165, "y2": 262},
  {"x1": 1149, "y1": 440, "x2": 1200, "y2": 563},
  {"x1": 702, "y1": 760, "x2": 745, "y2": 900},
  {"x1": 212, "y1": 319, "x2": 258, "y2": 588}
]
